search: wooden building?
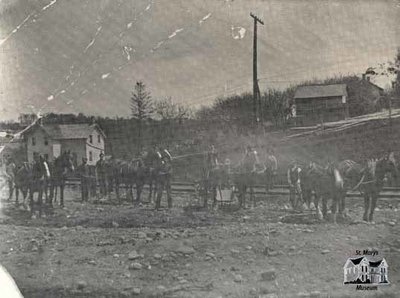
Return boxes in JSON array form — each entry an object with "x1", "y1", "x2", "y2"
[
  {"x1": 293, "y1": 84, "x2": 349, "y2": 126},
  {"x1": 22, "y1": 122, "x2": 106, "y2": 166}
]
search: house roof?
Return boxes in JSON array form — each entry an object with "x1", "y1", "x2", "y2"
[
  {"x1": 369, "y1": 260, "x2": 383, "y2": 267},
  {"x1": 294, "y1": 84, "x2": 348, "y2": 99},
  {"x1": 23, "y1": 123, "x2": 106, "y2": 140},
  {"x1": 349, "y1": 257, "x2": 365, "y2": 265}
]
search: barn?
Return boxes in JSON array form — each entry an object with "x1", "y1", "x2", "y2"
[
  {"x1": 293, "y1": 84, "x2": 349, "y2": 126},
  {"x1": 21, "y1": 122, "x2": 106, "y2": 166}
]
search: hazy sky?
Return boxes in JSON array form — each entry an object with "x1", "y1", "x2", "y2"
[{"x1": 0, "y1": 0, "x2": 399, "y2": 120}]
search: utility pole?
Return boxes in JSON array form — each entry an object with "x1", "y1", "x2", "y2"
[{"x1": 250, "y1": 13, "x2": 264, "y2": 126}]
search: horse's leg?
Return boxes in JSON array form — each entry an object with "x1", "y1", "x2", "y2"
[
  {"x1": 8, "y1": 180, "x2": 14, "y2": 201},
  {"x1": 241, "y1": 185, "x2": 247, "y2": 208},
  {"x1": 38, "y1": 183, "x2": 43, "y2": 218},
  {"x1": 28, "y1": 187, "x2": 34, "y2": 215},
  {"x1": 250, "y1": 185, "x2": 255, "y2": 208},
  {"x1": 15, "y1": 186, "x2": 19, "y2": 206},
  {"x1": 48, "y1": 179, "x2": 53, "y2": 203},
  {"x1": 148, "y1": 177, "x2": 153, "y2": 203},
  {"x1": 338, "y1": 191, "x2": 345, "y2": 216},
  {"x1": 155, "y1": 178, "x2": 163, "y2": 210},
  {"x1": 130, "y1": 183, "x2": 134, "y2": 204},
  {"x1": 332, "y1": 194, "x2": 338, "y2": 224},
  {"x1": 136, "y1": 181, "x2": 143, "y2": 205},
  {"x1": 363, "y1": 194, "x2": 370, "y2": 222},
  {"x1": 60, "y1": 183, "x2": 64, "y2": 208},
  {"x1": 211, "y1": 185, "x2": 217, "y2": 208},
  {"x1": 289, "y1": 187, "x2": 295, "y2": 209},
  {"x1": 315, "y1": 194, "x2": 323, "y2": 220},
  {"x1": 115, "y1": 179, "x2": 120, "y2": 203},
  {"x1": 166, "y1": 177, "x2": 172, "y2": 208},
  {"x1": 321, "y1": 195, "x2": 328, "y2": 220},
  {"x1": 369, "y1": 192, "x2": 378, "y2": 222}
]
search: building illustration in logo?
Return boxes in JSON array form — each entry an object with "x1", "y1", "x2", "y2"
[{"x1": 343, "y1": 257, "x2": 389, "y2": 284}]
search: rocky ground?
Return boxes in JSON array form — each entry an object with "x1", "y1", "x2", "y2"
[{"x1": 0, "y1": 186, "x2": 399, "y2": 298}]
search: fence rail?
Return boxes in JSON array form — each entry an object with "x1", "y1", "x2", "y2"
[{"x1": 65, "y1": 179, "x2": 400, "y2": 200}]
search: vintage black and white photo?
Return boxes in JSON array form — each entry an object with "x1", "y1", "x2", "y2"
[{"x1": 0, "y1": 0, "x2": 399, "y2": 297}]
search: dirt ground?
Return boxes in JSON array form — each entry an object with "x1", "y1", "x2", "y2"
[{"x1": 0, "y1": 184, "x2": 399, "y2": 298}]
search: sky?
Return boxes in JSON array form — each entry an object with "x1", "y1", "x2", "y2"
[{"x1": 0, "y1": 0, "x2": 399, "y2": 120}]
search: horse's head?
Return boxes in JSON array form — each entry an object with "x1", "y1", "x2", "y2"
[
  {"x1": 61, "y1": 151, "x2": 75, "y2": 173},
  {"x1": 376, "y1": 152, "x2": 397, "y2": 181}
]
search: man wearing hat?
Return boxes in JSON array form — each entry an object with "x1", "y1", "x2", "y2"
[
  {"x1": 96, "y1": 152, "x2": 107, "y2": 197},
  {"x1": 78, "y1": 157, "x2": 91, "y2": 202},
  {"x1": 287, "y1": 159, "x2": 302, "y2": 209},
  {"x1": 5, "y1": 157, "x2": 16, "y2": 201},
  {"x1": 265, "y1": 148, "x2": 278, "y2": 192},
  {"x1": 155, "y1": 148, "x2": 173, "y2": 209}
]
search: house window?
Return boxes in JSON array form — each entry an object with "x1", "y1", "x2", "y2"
[
  {"x1": 89, "y1": 151, "x2": 93, "y2": 162},
  {"x1": 89, "y1": 135, "x2": 93, "y2": 144},
  {"x1": 32, "y1": 137, "x2": 36, "y2": 146},
  {"x1": 97, "y1": 134, "x2": 101, "y2": 143},
  {"x1": 44, "y1": 137, "x2": 48, "y2": 146}
]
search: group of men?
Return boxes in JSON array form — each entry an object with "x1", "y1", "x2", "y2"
[{"x1": 203, "y1": 144, "x2": 278, "y2": 207}]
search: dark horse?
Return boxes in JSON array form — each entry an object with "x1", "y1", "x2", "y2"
[
  {"x1": 28, "y1": 155, "x2": 51, "y2": 217},
  {"x1": 13, "y1": 162, "x2": 31, "y2": 207},
  {"x1": 48, "y1": 152, "x2": 75, "y2": 208},
  {"x1": 302, "y1": 162, "x2": 345, "y2": 223},
  {"x1": 337, "y1": 154, "x2": 397, "y2": 222}
]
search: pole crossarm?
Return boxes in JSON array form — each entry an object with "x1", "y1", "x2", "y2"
[{"x1": 250, "y1": 13, "x2": 264, "y2": 25}]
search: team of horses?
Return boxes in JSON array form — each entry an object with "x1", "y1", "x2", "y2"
[
  {"x1": 202, "y1": 152, "x2": 398, "y2": 223},
  {"x1": 9, "y1": 152, "x2": 166, "y2": 217},
  {"x1": 11, "y1": 152, "x2": 75, "y2": 217},
  {"x1": 7, "y1": 150, "x2": 398, "y2": 223}
]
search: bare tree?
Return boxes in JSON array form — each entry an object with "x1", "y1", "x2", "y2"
[
  {"x1": 130, "y1": 81, "x2": 153, "y2": 151},
  {"x1": 155, "y1": 97, "x2": 192, "y2": 122}
]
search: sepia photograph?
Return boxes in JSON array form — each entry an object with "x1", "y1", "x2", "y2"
[{"x1": 0, "y1": 0, "x2": 399, "y2": 297}]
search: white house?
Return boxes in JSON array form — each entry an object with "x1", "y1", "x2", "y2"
[
  {"x1": 22, "y1": 123, "x2": 106, "y2": 166},
  {"x1": 343, "y1": 257, "x2": 389, "y2": 284}
]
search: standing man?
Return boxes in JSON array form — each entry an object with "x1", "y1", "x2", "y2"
[
  {"x1": 237, "y1": 145, "x2": 259, "y2": 208},
  {"x1": 78, "y1": 157, "x2": 90, "y2": 202},
  {"x1": 265, "y1": 148, "x2": 278, "y2": 192},
  {"x1": 155, "y1": 148, "x2": 173, "y2": 210},
  {"x1": 96, "y1": 152, "x2": 107, "y2": 197},
  {"x1": 5, "y1": 157, "x2": 16, "y2": 201},
  {"x1": 204, "y1": 144, "x2": 220, "y2": 208},
  {"x1": 287, "y1": 160, "x2": 302, "y2": 210}
]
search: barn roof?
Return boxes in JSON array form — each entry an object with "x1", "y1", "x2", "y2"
[
  {"x1": 23, "y1": 123, "x2": 106, "y2": 140},
  {"x1": 294, "y1": 84, "x2": 347, "y2": 99}
]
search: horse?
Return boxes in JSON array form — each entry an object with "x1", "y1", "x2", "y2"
[
  {"x1": 232, "y1": 150, "x2": 264, "y2": 209},
  {"x1": 110, "y1": 158, "x2": 137, "y2": 203},
  {"x1": 13, "y1": 163, "x2": 31, "y2": 207},
  {"x1": 201, "y1": 164, "x2": 226, "y2": 208},
  {"x1": 27, "y1": 155, "x2": 50, "y2": 217},
  {"x1": 48, "y1": 152, "x2": 75, "y2": 208},
  {"x1": 138, "y1": 155, "x2": 159, "y2": 204},
  {"x1": 302, "y1": 162, "x2": 345, "y2": 223},
  {"x1": 337, "y1": 154, "x2": 397, "y2": 222}
]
